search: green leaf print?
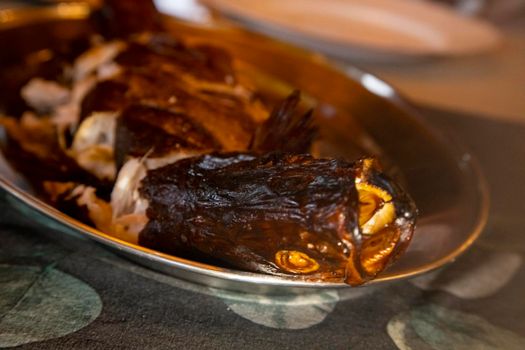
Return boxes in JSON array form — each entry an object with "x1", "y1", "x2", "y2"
[
  {"x1": 387, "y1": 304, "x2": 525, "y2": 350},
  {"x1": 0, "y1": 264, "x2": 102, "y2": 348}
]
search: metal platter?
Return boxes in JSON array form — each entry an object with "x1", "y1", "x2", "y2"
[{"x1": 0, "y1": 3, "x2": 488, "y2": 294}]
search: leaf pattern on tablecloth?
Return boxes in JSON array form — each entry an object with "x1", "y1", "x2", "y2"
[
  {"x1": 410, "y1": 247, "x2": 522, "y2": 299},
  {"x1": 211, "y1": 286, "x2": 374, "y2": 330},
  {"x1": 387, "y1": 304, "x2": 525, "y2": 350},
  {"x1": 0, "y1": 264, "x2": 102, "y2": 348},
  {"x1": 213, "y1": 289, "x2": 339, "y2": 329}
]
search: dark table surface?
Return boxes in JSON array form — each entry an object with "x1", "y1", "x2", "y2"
[{"x1": 1, "y1": 105, "x2": 524, "y2": 349}]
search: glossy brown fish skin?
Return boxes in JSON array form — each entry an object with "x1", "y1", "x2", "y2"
[
  {"x1": 78, "y1": 33, "x2": 267, "y2": 160},
  {"x1": 139, "y1": 152, "x2": 363, "y2": 282},
  {"x1": 138, "y1": 152, "x2": 417, "y2": 285},
  {"x1": 114, "y1": 104, "x2": 221, "y2": 169}
]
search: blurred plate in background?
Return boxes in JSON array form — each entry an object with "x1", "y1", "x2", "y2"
[{"x1": 201, "y1": 0, "x2": 501, "y2": 61}]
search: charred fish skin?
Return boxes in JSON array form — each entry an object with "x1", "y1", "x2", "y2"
[
  {"x1": 111, "y1": 86, "x2": 313, "y2": 170},
  {"x1": 139, "y1": 153, "x2": 359, "y2": 283},
  {"x1": 114, "y1": 104, "x2": 221, "y2": 170},
  {"x1": 77, "y1": 33, "x2": 268, "y2": 161},
  {"x1": 138, "y1": 153, "x2": 417, "y2": 285},
  {"x1": 139, "y1": 153, "x2": 360, "y2": 279}
]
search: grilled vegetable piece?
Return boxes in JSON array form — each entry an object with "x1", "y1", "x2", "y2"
[{"x1": 138, "y1": 153, "x2": 417, "y2": 285}]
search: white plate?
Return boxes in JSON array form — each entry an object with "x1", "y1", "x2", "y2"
[{"x1": 201, "y1": 0, "x2": 501, "y2": 61}]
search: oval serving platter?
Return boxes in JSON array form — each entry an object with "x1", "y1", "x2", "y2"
[{"x1": 0, "y1": 3, "x2": 488, "y2": 294}]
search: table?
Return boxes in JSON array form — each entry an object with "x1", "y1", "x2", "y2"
[
  {"x1": 358, "y1": 20, "x2": 525, "y2": 124},
  {"x1": 1, "y1": 3, "x2": 525, "y2": 350}
]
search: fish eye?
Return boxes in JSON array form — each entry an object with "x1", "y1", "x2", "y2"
[{"x1": 275, "y1": 250, "x2": 320, "y2": 274}]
